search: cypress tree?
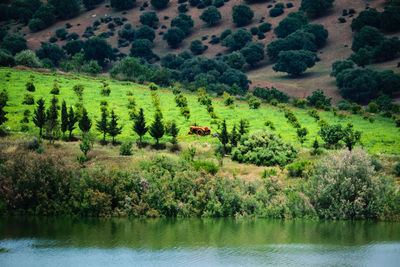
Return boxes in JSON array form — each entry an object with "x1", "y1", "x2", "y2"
[
  {"x1": 33, "y1": 98, "x2": 46, "y2": 137},
  {"x1": 79, "y1": 108, "x2": 92, "y2": 134},
  {"x1": 167, "y1": 120, "x2": 179, "y2": 144},
  {"x1": 133, "y1": 108, "x2": 148, "y2": 147},
  {"x1": 149, "y1": 111, "x2": 164, "y2": 146},
  {"x1": 67, "y1": 106, "x2": 78, "y2": 140},
  {"x1": 96, "y1": 108, "x2": 109, "y2": 144},
  {"x1": 108, "y1": 110, "x2": 122, "y2": 144},
  {"x1": 230, "y1": 124, "x2": 239, "y2": 147},
  {"x1": 218, "y1": 119, "x2": 229, "y2": 153},
  {"x1": 239, "y1": 118, "x2": 249, "y2": 135},
  {"x1": 0, "y1": 89, "x2": 8, "y2": 127},
  {"x1": 46, "y1": 96, "x2": 59, "y2": 143},
  {"x1": 61, "y1": 100, "x2": 68, "y2": 137}
]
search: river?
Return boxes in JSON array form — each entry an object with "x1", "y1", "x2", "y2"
[{"x1": 0, "y1": 217, "x2": 399, "y2": 266}]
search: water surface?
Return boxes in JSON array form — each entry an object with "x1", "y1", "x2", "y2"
[{"x1": 0, "y1": 217, "x2": 399, "y2": 266}]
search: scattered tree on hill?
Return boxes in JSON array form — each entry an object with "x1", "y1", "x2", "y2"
[
  {"x1": 171, "y1": 14, "x2": 194, "y2": 35},
  {"x1": 61, "y1": 100, "x2": 68, "y2": 137},
  {"x1": 0, "y1": 89, "x2": 8, "y2": 128},
  {"x1": 330, "y1": 60, "x2": 354, "y2": 77},
  {"x1": 110, "y1": 0, "x2": 135, "y2": 10},
  {"x1": 274, "y1": 16, "x2": 306, "y2": 39},
  {"x1": 273, "y1": 50, "x2": 316, "y2": 76},
  {"x1": 302, "y1": 24, "x2": 328, "y2": 48},
  {"x1": 130, "y1": 39, "x2": 155, "y2": 61},
  {"x1": 230, "y1": 124, "x2": 239, "y2": 147},
  {"x1": 118, "y1": 24, "x2": 135, "y2": 42},
  {"x1": 79, "y1": 108, "x2": 92, "y2": 134},
  {"x1": 96, "y1": 108, "x2": 109, "y2": 144},
  {"x1": 149, "y1": 111, "x2": 164, "y2": 146},
  {"x1": 166, "y1": 120, "x2": 179, "y2": 144},
  {"x1": 140, "y1": 11, "x2": 159, "y2": 27},
  {"x1": 0, "y1": 34, "x2": 27, "y2": 55},
  {"x1": 164, "y1": 27, "x2": 185, "y2": 48},
  {"x1": 349, "y1": 48, "x2": 372, "y2": 67},
  {"x1": 67, "y1": 106, "x2": 78, "y2": 140},
  {"x1": 48, "y1": 0, "x2": 80, "y2": 19},
  {"x1": 307, "y1": 89, "x2": 331, "y2": 108},
  {"x1": 15, "y1": 50, "x2": 42, "y2": 68},
  {"x1": 63, "y1": 40, "x2": 84, "y2": 56},
  {"x1": 223, "y1": 51, "x2": 246, "y2": 70},
  {"x1": 351, "y1": 26, "x2": 384, "y2": 52},
  {"x1": 151, "y1": 0, "x2": 169, "y2": 9},
  {"x1": 300, "y1": 0, "x2": 334, "y2": 18},
  {"x1": 351, "y1": 8, "x2": 381, "y2": 32},
  {"x1": 381, "y1": 2, "x2": 400, "y2": 32},
  {"x1": 342, "y1": 123, "x2": 361, "y2": 151},
  {"x1": 319, "y1": 124, "x2": 343, "y2": 148},
  {"x1": 45, "y1": 96, "x2": 59, "y2": 143},
  {"x1": 240, "y1": 42, "x2": 264, "y2": 67},
  {"x1": 36, "y1": 42, "x2": 65, "y2": 66},
  {"x1": 108, "y1": 110, "x2": 122, "y2": 144},
  {"x1": 83, "y1": 37, "x2": 114, "y2": 67},
  {"x1": 133, "y1": 108, "x2": 148, "y2": 147},
  {"x1": 29, "y1": 3, "x2": 56, "y2": 32},
  {"x1": 239, "y1": 118, "x2": 249, "y2": 135},
  {"x1": 83, "y1": 0, "x2": 105, "y2": 10},
  {"x1": 222, "y1": 28, "x2": 252, "y2": 51},
  {"x1": 297, "y1": 127, "x2": 308, "y2": 144},
  {"x1": 232, "y1": 5, "x2": 254, "y2": 26},
  {"x1": 200, "y1": 6, "x2": 222, "y2": 26},
  {"x1": 190, "y1": 40, "x2": 204, "y2": 55},
  {"x1": 135, "y1": 25, "x2": 156, "y2": 42},
  {"x1": 33, "y1": 98, "x2": 46, "y2": 138}
]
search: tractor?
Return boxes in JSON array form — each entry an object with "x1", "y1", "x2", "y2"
[{"x1": 188, "y1": 126, "x2": 211, "y2": 136}]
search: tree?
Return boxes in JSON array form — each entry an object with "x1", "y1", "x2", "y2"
[
  {"x1": 151, "y1": 0, "x2": 169, "y2": 9},
  {"x1": 33, "y1": 98, "x2": 46, "y2": 137},
  {"x1": 135, "y1": 25, "x2": 156, "y2": 42},
  {"x1": 274, "y1": 16, "x2": 305, "y2": 39},
  {"x1": 342, "y1": 124, "x2": 361, "y2": 151},
  {"x1": 63, "y1": 40, "x2": 84, "y2": 56},
  {"x1": 377, "y1": 70, "x2": 400, "y2": 96},
  {"x1": 351, "y1": 26, "x2": 384, "y2": 52},
  {"x1": 232, "y1": 5, "x2": 254, "y2": 27},
  {"x1": 300, "y1": 0, "x2": 334, "y2": 18},
  {"x1": 0, "y1": 89, "x2": 7, "y2": 127},
  {"x1": 83, "y1": 0, "x2": 104, "y2": 10},
  {"x1": 230, "y1": 124, "x2": 239, "y2": 147},
  {"x1": 30, "y1": 3, "x2": 56, "y2": 32},
  {"x1": 48, "y1": 0, "x2": 80, "y2": 19},
  {"x1": 190, "y1": 40, "x2": 204, "y2": 55},
  {"x1": 171, "y1": 14, "x2": 194, "y2": 35},
  {"x1": 67, "y1": 106, "x2": 78, "y2": 140},
  {"x1": 0, "y1": 49, "x2": 15, "y2": 67},
  {"x1": 130, "y1": 39, "x2": 155, "y2": 61},
  {"x1": 381, "y1": 4, "x2": 400, "y2": 32},
  {"x1": 297, "y1": 127, "x2": 308, "y2": 144},
  {"x1": 200, "y1": 6, "x2": 222, "y2": 26},
  {"x1": 302, "y1": 24, "x2": 328, "y2": 48},
  {"x1": 218, "y1": 119, "x2": 229, "y2": 153},
  {"x1": 372, "y1": 37, "x2": 400, "y2": 63},
  {"x1": 14, "y1": 50, "x2": 42, "y2": 68},
  {"x1": 0, "y1": 34, "x2": 27, "y2": 55},
  {"x1": 140, "y1": 11, "x2": 159, "y2": 27},
  {"x1": 79, "y1": 108, "x2": 92, "y2": 134},
  {"x1": 164, "y1": 27, "x2": 185, "y2": 48},
  {"x1": 240, "y1": 42, "x2": 264, "y2": 66},
  {"x1": 307, "y1": 89, "x2": 331, "y2": 108},
  {"x1": 149, "y1": 111, "x2": 164, "y2": 146},
  {"x1": 36, "y1": 42, "x2": 65, "y2": 66},
  {"x1": 83, "y1": 37, "x2": 114, "y2": 67},
  {"x1": 222, "y1": 28, "x2": 252, "y2": 51},
  {"x1": 108, "y1": 110, "x2": 122, "y2": 144},
  {"x1": 110, "y1": 0, "x2": 135, "y2": 10},
  {"x1": 166, "y1": 120, "x2": 179, "y2": 144},
  {"x1": 351, "y1": 8, "x2": 381, "y2": 32},
  {"x1": 133, "y1": 108, "x2": 148, "y2": 147},
  {"x1": 118, "y1": 23, "x2": 135, "y2": 42},
  {"x1": 273, "y1": 50, "x2": 316, "y2": 76},
  {"x1": 45, "y1": 96, "x2": 59, "y2": 143},
  {"x1": 319, "y1": 124, "x2": 343, "y2": 147},
  {"x1": 349, "y1": 48, "x2": 372, "y2": 67},
  {"x1": 110, "y1": 57, "x2": 150, "y2": 80},
  {"x1": 96, "y1": 108, "x2": 109, "y2": 144},
  {"x1": 223, "y1": 51, "x2": 245, "y2": 70},
  {"x1": 161, "y1": 53, "x2": 184, "y2": 69},
  {"x1": 61, "y1": 100, "x2": 68, "y2": 137},
  {"x1": 330, "y1": 60, "x2": 354, "y2": 77}
]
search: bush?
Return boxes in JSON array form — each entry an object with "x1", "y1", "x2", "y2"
[
  {"x1": 319, "y1": 124, "x2": 343, "y2": 147},
  {"x1": 200, "y1": 6, "x2": 222, "y2": 26},
  {"x1": 170, "y1": 14, "x2": 194, "y2": 35},
  {"x1": 1, "y1": 34, "x2": 27, "y2": 55},
  {"x1": 273, "y1": 50, "x2": 316, "y2": 76},
  {"x1": 231, "y1": 130, "x2": 297, "y2": 167},
  {"x1": 0, "y1": 49, "x2": 14, "y2": 67},
  {"x1": 56, "y1": 28, "x2": 68, "y2": 40},
  {"x1": 140, "y1": 11, "x2": 159, "y2": 27},
  {"x1": 164, "y1": 27, "x2": 185, "y2": 48},
  {"x1": 253, "y1": 86, "x2": 289, "y2": 103},
  {"x1": 330, "y1": 60, "x2": 354, "y2": 77},
  {"x1": 258, "y1": 22, "x2": 271, "y2": 33},
  {"x1": 309, "y1": 149, "x2": 388, "y2": 219},
  {"x1": 300, "y1": 0, "x2": 334, "y2": 18},
  {"x1": 269, "y1": 7, "x2": 284, "y2": 17},
  {"x1": 232, "y1": 5, "x2": 254, "y2": 26},
  {"x1": 151, "y1": 0, "x2": 169, "y2": 9},
  {"x1": 192, "y1": 160, "x2": 219, "y2": 175},
  {"x1": 14, "y1": 50, "x2": 42, "y2": 68},
  {"x1": 351, "y1": 26, "x2": 384, "y2": 52},
  {"x1": 81, "y1": 60, "x2": 102, "y2": 75},
  {"x1": 36, "y1": 42, "x2": 65, "y2": 66},
  {"x1": 22, "y1": 94, "x2": 35, "y2": 105},
  {"x1": 287, "y1": 160, "x2": 313, "y2": 177},
  {"x1": 130, "y1": 39, "x2": 155, "y2": 61},
  {"x1": 26, "y1": 82, "x2": 35, "y2": 92},
  {"x1": 307, "y1": 89, "x2": 331, "y2": 108},
  {"x1": 222, "y1": 28, "x2": 252, "y2": 51},
  {"x1": 136, "y1": 25, "x2": 156, "y2": 43},
  {"x1": 110, "y1": 0, "x2": 135, "y2": 10},
  {"x1": 120, "y1": 141, "x2": 133, "y2": 155}
]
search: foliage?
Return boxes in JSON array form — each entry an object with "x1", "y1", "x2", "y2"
[
  {"x1": 151, "y1": 0, "x2": 169, "y2": 9},
  {"x1": 14, "y1": 50, "x2": 41, "y2": 68},
  {"x1": 259, "y1": 22, "x2": 271, "y2": 33},
  {"x1": 287, "y1": 160, "x2": 312, "y2": 177},
  {"x1": 307, "y1": 89, "x2": 331, "y2": 108},
  {"x1": 300, "y1": 0, "x2": 334, "y2": 18},
  {"x1": 164, "y1": 27, "x2": 186, "y2": 48},
  {"x1": 0, "y1": 34, "x2": 27, "y2": 55},
  {"x1": 351, "y1": 26, "x2": 384, "y2": 52},
  {"x1": 223, "y1": 52, "x2": 245, "y2": 70},
  {"x1": 96, "y1": 108, "x2": 109, "y2": 144},
  {"x1": 136, "y1": 25, "x2": 156, "y2": 43},
  {"x1": 191, "y1": 160, "x2": 219, "y2": 175},
  {"x1": 190, "y1": 40, "x2": 204, "y2": 55},
  {"x1": 253, "y1": 86, "x2": 289, "y2": 103},
  {"x1": 170, "y1": 14, "x2": 194, "y2": 35},
  {"x1": 48, "y1": 0, "x2": 80, "y2": 19},
  {"x1": 149, "y1": 111, "x2": 165, "y2": 145},
  {"x1": 273, "y1": 50, "x2": 316, "y2": 76},
  {"x1": 231, "y1": 130, "x2": 297, "y2": 167},
  {"x1": 118, "y1": 24, "x2": 135, "y2": 42},
  {"x1": 394, "y1": 162, "x2": 400, "y2": 177},
  {"x1": 200, "y1": 6, "x2": 222, "y2": 26},
  {"x1": 33, "y1": 98, "x2": 46, "y2": 137},
  {"x1": 351, "y1": 8, "x2": 381, "y2": 32},
  {"x1": 232, "y1": 5, "x2": 254, "y2": 27},
  {"x1": 83, "y1": 0, "x2": 105, "y2": 10},
  {"x1": 83, "y1": 37, "x2": 115, "y2": 67},
  {"x1": 110, "y1": 57, "x2": 150, "y2": 81},
  {"x1": 63, "y1": 40, "x2": 84, "y2": 56},
  {"x1": 36, "y1": 42, "x2": 65, "y2": 66},
  {"x1": 0, "y1": 49, "x2": 14, "y2": 67},
  {"x1": 140, "y1": 11, "x2": 159, "y2": 27},
  {"x1": 296, "y1": 127, "x2": 308, "y2": 144},
  {"x1": 133, "y1": 108, "x2": 148, "y2": 146},
  {"x1": 222, "y1": 28, "x2": 252, "y2": 51},
  {"x1": 330, "y1": 60, "x2": 354, "y2": 77},
  {"x1": 240, "y1": 42, "x2": 264, "y2": 66},
  {"x1": 130, "y1": 39, "x2": 155, "y2": 61},
  {"x1": 302, "y1": 24, "x2": 328, "y2": 47},
  {"x1": 274, "y1": 15, "x2": 306, "y2": 39},
  {"x1": 247, "y1": 94, "x2": 261, "y2": 109},
  {"x1": 110, "y1": 0, "x2": 135, "y2": 10},
  {"x1": 120, "y1": 141, "x2": 133, "y2": 155}
]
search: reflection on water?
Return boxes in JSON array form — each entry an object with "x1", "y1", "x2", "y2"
[{"x1": 0, "y1": 217, "x2": 399, "y2": 266}]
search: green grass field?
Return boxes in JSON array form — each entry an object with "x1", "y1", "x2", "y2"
[{"x1": 1, "y1": 67, "x2": 399, "y2": 154}]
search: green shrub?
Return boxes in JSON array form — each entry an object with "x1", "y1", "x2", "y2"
[
  {"x1": 120, "y1": 141, "x2": 133, "y2": 155},
  {"x1": 394, "y1": 162, "x2": 400, "y2": 177},
  {"x1": 22, "y1": 94, "x2": 34, "y2": 105},
  {"x1": 26, "y1": 82, "x2": 35, "y2": 92},
  {"x1": 287, "y1": 160, "x2": 313, "y2": 177},
  {"x1": 14, "y1": 50, "x2": 42, "y2": 68},
  {"x1": 192, "y1": 160, "x2": 220, "y2": 175},
  {"x1": 231, "y1": 130, "x2": 297, "y2": 167},
  {"x1": 0, "y1": 49, "x2": 15, "y2": 67},
  {"x1": 309, "y1": 149, "x2": 390, "y2": 220}
]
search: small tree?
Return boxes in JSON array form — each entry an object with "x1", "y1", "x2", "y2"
[
  {"x1": 96, "y1": 108, "x2": 109, "y2": 144},
  {"x1": 33, "y1": 98, "x2": 46, "y2": 137},
  {"x1": 297, "y1": 127, "x2": 308, "y2": 144},
  {"x1": 108, "y1": 110, "x2": 122, "y2": 144},
  {"x1": 239, "y1": 118, "x2": 249, "y2": 135},
  {"x1": 200, "y1": 6, "x2": 222, "y2": 26},
  {"x1": 61, "y1": 100, "x2": 68, "y2": 137},
  {"x1": 67, "y1": 106, "x2": 78, "y2": 140},
  {"x1": 230, "y1": 124, "x2": 239, "y2": 147},
  {"x1": 300, "y1": 0, "x2": 334, "y2": 18},
  {"x1": 164, "y1": 27, "x2": 185, "y2": 48},
  {"x1": 110, "y1": 0, "x2": 135, "y2": 10},
  {"x1": 149, "y1": 111, "x2": 165, "y2": 146},
  {"x1": 232, "y1": 5, "x2": 254, "y2": 27},
  {"x1": 0, "y1": 89, "x2": 8, "y2": 128},
  {"x1": 140, "y1": 11, "x2": 159, "y2": 27},
  {"x1": 273, "y1": 50, "x2": 316, "y2": 76},
  {"x1": 79, "y1": 108, "x2": 92, "y2": 135},
  {"x1": 133, "y1": 108, "x2": 148, "y2": 147},
  {"x1": 151, "y1": 0, "x2": 169, "y2": 9},
  {"x1": 342, "y1": 123, "x2": 362, "y2": 151},
  {"x1": 319, "y1": 124, "x2": 344, "y2": 148},
  {"x1": 45, "y1": 96, "x2": 59, "y2": 143},
  {"x1": 166, "y1": 120, "x2": 179, "y2": 144},
  {"x1": 190, "y1": 40, "x2": 204, "y2": 55},
  {"x1": 218, "y1": 119, "x2": 229, "y2": 153},
  {"x1": 240, "y1": 42, "x2": 264, "y2": 67}
]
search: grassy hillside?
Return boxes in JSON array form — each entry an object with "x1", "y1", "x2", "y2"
[{"x1": 1, "y1": 67, "x2": 399, "y2": 154}]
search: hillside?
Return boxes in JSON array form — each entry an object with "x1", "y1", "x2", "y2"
[{"x1": 7, "y1": 0, "x2": 398, "y2": 103}]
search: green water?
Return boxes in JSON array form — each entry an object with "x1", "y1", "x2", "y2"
[{"x1": 0, "y1": 217, "x2": 399, "y2": 266}]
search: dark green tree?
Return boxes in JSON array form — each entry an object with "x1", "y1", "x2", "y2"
[
  {"x1": 63, "y1": 40, "x2": 84, "y2": 56},
  {"x1": 302, "y1": 24, "x2": 328, "y2": 47},
  {"x1": 350, "y1": 8, "x2": 381, "y2": 32},
  {"x1": 36, "y1": 42, "x2": 65, "y2": 66},
  {"x1": 48, "y1": 0, "x2": 80, "y2": 19},
  {"x1": 96, "y1": 108, "x2": 109, "y2": 144},
  {"x1": 274, "y1": 16, "x2": 305, "y2": 39},
  {"x1": 61, "y1": 100, "x2": 68, "y2": 136},
  {"x1": 342, "y1": 124, "x2": 361, "y2": 151},
  {"x1": 349, "y1": 48, "x2": 372, "y2": 67},
  {"x1": 133, "y1": 108, "x2": 148, "y2": 147},
  {"x1": 239, "y1": 118, "x2": 249, "y2": 135},
  {"x1": 232, "y1": 4, "x2": 254, "y2": 26},
  {"x1": 79, "y1": 108, "x2": 92, "y2": 134},
  {"x1": 319, "y1": 124, "x2": 344, "y2": 147},
  {"x1": 130, "y1": 39, "x2": 155, "y2": 61},
  {"x1": 296, "y1": 127, "x2": 308, "y2": 144},
  {"x1": 67, "y1": 106, "x2": 78, "y2": 140},
  {"x1": 240, "y1": 42, "x2": 264, "y2": 66},
  {"x1": 273, "y1": 50, "x2": 316, "y2": 76},
  {"x1": 300, "y1": 0, "x2": 334, "y2": 18},
  {"x1": 83, "y1": 37, "x2": 115, "y2": 67},
  {"x1": 83, "y1": 0, "x2": 105, "y2": 10},
  {"x1": 45, "y1": 96, "x2": 59, "y2": 143},
  {"x1": 171, "y1": 14, "x2": 194, "y2": 35},
  {"x1": 33, "y1": 98, "x2": 46, "y2": 137},
  {"x1": 218, "y1": 119, "x2": 229, "y2": 152},
  {"x1": 164, "y1": 27, "x2": 185, "y2": 48},
  {"x1": 0, "y1": 89, "x2": 7, "y2": 127},
  {"x1": 110, "y1": 0, "x2": 135, "y2": 10},
  {"x1": 108, "y1": 110, "x2": 122, "y2": 144},
  {"x1": 149, "y1": 111, "x2": 164, "y2": 146},
  {"x1": 200, "y1": 6, "x2": 222, "y2": 26},
  {"x1": 351, "y1": 26, "x2": 384, "y2": 52},
  {"x1": 0, "y1": 34, "x2": 27, "y2": 55},
  {"x1": 151, "y1": 0, "x2": 169, "y2": 9},
  {"x1": 140, "y1": 11, "x2": 159, "y2": 27},
  {"x1": 118, "y1": 24, "x2": 135, "y2": 42},
  {"x1": 166, "y1": 120, "x2": 179, "y2": 144},
  {"x1": 223, "y1": 51, "x2": 246, "y2": 70},
  {"x1": 135, "y1": 25, "x2": 156, "y2": 42},
  {"x1": 190, "y1": 40, "x2": 204, "y2": 55},
  {"x1": 230, "y1": 124, "x2": 239, "y2": 147},
  {"x1": 330, "y1": 60, "x2": 354, "y2": 77},
  {"x1": 222, "y1": 28, "x2": 252, "y2": 51}
]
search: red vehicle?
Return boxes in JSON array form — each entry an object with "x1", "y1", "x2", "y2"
[{"x1": 188, "y1": 126, "x2": 211, "y2": 136}]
